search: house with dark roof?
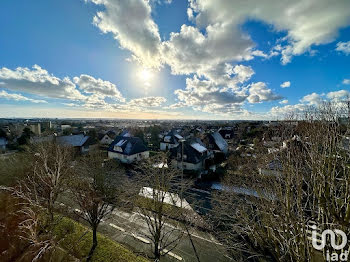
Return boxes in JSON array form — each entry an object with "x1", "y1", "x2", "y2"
[
  {"x1": 170, "y1": 138, "x2": 212, "y2": 171},
  {"x1": 218, "y1": 128, "x2": 235, "y2": 140},
  {"x1": 160, "y1": 130, "x2": 184, "y2": 151},
  {"x1": 106, "y1": 130, "x2": 117, "y2": 138},
  {"x1": 203, "y1": 132, "x2": 229, "y2": 156},
  {"x1": 56, "y1": 134, "x2": 92, "y2": 154},
  {"x1": 119, "y1": 130, "x2": 132, "y2": 137},
  {"x1": 98, "y1": 133, "x2": 114, "y2": 145},
  {"x1": 30, "y1": 135, "x2": 55, "y2": 144},
  {"x1": 108, "y1": 136, "x2": 149, "y2": 164}
]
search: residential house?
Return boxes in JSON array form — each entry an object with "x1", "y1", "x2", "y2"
[
  {"x1": 98, "y1": 133, "x2": 114, "y2": 145},
  {"x1": 218, "y1": 128, "x2": 235, "y2": 140},
  {"x1": 170, "y1": 138, "x2": 212, "y2": 171},
  {"x1": 160, "y1": 130, "x2": 184, "y2": 151},
  {"x1": 119, "y1": 130, "x2": 132, "y2": 137},
  {"x1": 106, "y1": 130, "x2": 117, "y2": 138},
  {"x1": 204, "y1": 132, "x2": 228, "y2": 155},
  {"x1": 30, "y1": 135, "x2": 55, "y2": 144},
  {"x1": 56, "y1": 134, "x2": 92, "y2": 154},
  {"x1": 108, "y1": 136, "x2": 149, "y2": 164},
  {"x1": 61, "y1": 124, "x2": 71, "y2": 131}
]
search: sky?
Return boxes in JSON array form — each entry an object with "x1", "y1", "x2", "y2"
[{"x1": 0, "y1": 0, "x2": 350, "y2": 120}]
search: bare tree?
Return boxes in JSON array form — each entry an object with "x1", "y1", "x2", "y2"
[
  {"x1": 0, "y1": 142, "x2": 74, "y2": 261},
  {"x1": 31, "y1": 142, "x2": 73, "y2": 223},
  {"x1": 212, "y1": 101, "x2": 350, "y2": 261},
  {"x1": 132, "y1": 153, "x2": 195, "y2": 261},
  {"x1": 71, "y1": 152, "x2": 125, "y2": 261}
]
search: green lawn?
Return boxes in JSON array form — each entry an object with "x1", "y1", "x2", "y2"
[{"x1": 53, "y1": 216, "x2": 149, "y2": 262}]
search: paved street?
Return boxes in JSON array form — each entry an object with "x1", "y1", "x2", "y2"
[
  {"x1": 99, "y1": 209, "x2": 231, "y2": 262},
  {"x1": 59, "y1": 194, "x2": 231, "y2": 262}
]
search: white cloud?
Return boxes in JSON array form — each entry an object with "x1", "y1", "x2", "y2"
[
  {"x1": 270, "y1": 103, "x2": 307, "y2": 116},
  {"x1": 170, "y1": 65, "x2": 281, "y2": 114},
  {"x1": 247, "y1": 82, "x2": 282, "y2": 103},
  {"x1": 89, "y1": 0, "x2": 162, "y2": 68},
  {"x1": 271, "y1": 89, "x2": 350, "y2": 117},
  {"x1": 73, "y1": 74, "x2": 124, "y2": 101},
  {"x1": 187, "y1": 8, "x2": 194, "y2": 21},
  {"x1": 62, "y1": 103, "x2": 76, "y2": 107},
  {"x1": 85, "y1": 0, "x2": 350, "y2": 118},
  {"x1": 151, "y1": 0, "x2": 172, "y2": 5},
  {"x1": 88, "y1": 0, "x2": 350, "y2": 72},
  {"x1": 173, "y1": 75, "x2": 247, "y2": 114},
  {"x1": 0, "y1": 65, "x2": 128, "y2": 111},
  {"x1": 201, "y1": 103, "x2": 248, "y2": 116},
  {"x1": 280, "y1": 81, "x2": 291, "y2": 88},
  {"x1": 279, "y1": 99, "x2": 288, "y2": 104},
  {"x1": 343, "y1": 79, "x2": 350, "y2": 85},
  {"x1": 0, "y1": 65, "x2": 85, "y2": 100},
  {"x1": 0, "y1": 90, "x2": 47, "y2": 103},
  {"x1": 195, "y1": 63, "x2": 255, "y2": 89},
  {"x1": 166, "y1": 102, "x2": 188, "y2": 109},
  {"x1": 231, "y1": 65, "x2": 255, "y2": 84},
  {"x1": 336, "y1": 41, "x2": 350, "y2": 55},
  {"x1": 188, "y1": 0, "x2": 350, "y2": 64},
  {"x1": 127, "y1": 96, "x2": 166, "y2": 107},
  {"x1": 327, "y1": 90, "x2": 350, "y2": 101},
  {"x1": 300, "y1": 92, "x2": 323, "y2": 105},
  {"x1": 161, "y1": 24, "x2": 254, "y2": 76}
]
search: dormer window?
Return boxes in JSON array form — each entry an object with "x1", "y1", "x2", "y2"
[
  {"x1": 114, "y1": 139, "x2": 126, "y2": 152},
  {"x1": 114, "y1": 145, "x2": 123, "y2": 152}
]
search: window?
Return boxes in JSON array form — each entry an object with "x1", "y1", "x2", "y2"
[{"x1": 114, "y1": 145, "x2": 123, "y2": 152}]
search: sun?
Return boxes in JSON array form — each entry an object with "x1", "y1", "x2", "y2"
[{"x1": 139, "y1": 68, "x2": 153, "y2": 82}]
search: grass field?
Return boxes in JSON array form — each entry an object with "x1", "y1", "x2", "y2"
[{"x1": 53, "y1": 216, "x2": 149, "y2": 262}]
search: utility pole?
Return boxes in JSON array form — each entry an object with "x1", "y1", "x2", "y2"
[{"x1": 178, "y1": 138, "x2": 201, "y2": 262}]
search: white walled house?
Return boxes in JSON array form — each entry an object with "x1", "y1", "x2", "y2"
[
  {"x1": 98, "y1": 133, "x2": 114, "y2": 145},
  {"x1": 170, "y1": 138, "x2": 212, "y2": 172},
  {"x1": 160, "y1": 130, "x2": 183, "y2": 151},
  {"x1": 108, "y1": 136, "x2": 149, "y2": 164},
  {"x1": 204, "y1": 132, "x2": 228, "y2": 155}
]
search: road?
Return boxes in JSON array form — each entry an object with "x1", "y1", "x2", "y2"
[{"x1": 59, "y1": 193, "x2": 231, "y2": 262}]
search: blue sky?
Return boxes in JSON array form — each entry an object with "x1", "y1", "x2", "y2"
[{"x1": 0, "y1": 0, "x2": 350, "y2": 119}]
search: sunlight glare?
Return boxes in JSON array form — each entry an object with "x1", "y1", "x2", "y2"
[{"x1": 139, "y1": 68, "x2": 153, "y2": 83}]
